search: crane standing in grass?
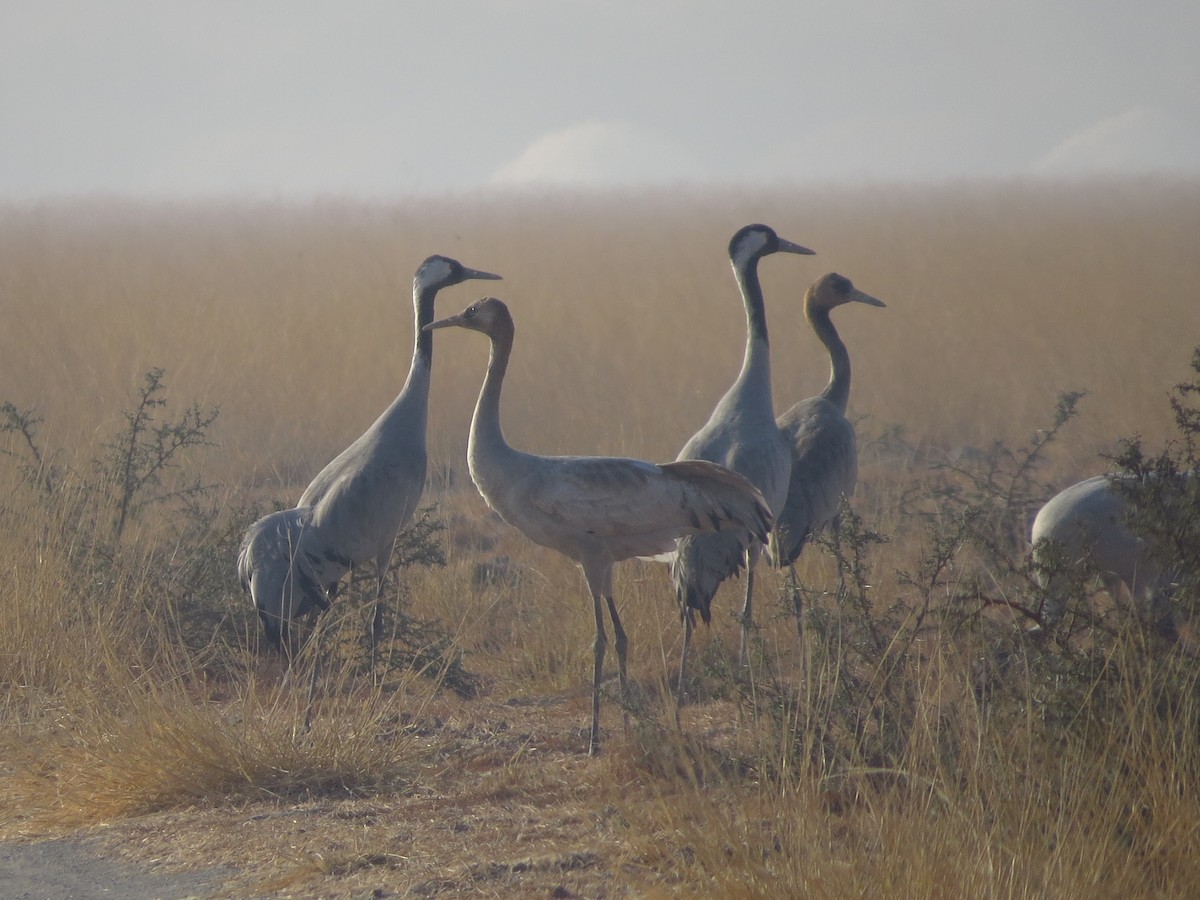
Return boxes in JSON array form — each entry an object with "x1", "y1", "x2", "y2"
[
  {"x1": 238, "y1": 254, "x2": 501, "y2": 654},
  {"x1": 671, "y1": 223, "x2": 814, "y2": 695},
  {"x1": 770, "y1": 273, "x2": 886, "y2": 632},
  {"x1": 425, "y1": 297, "x2": 772, "y2": 755}
]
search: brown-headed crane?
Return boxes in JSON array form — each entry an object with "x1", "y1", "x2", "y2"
[{"x1": 770, "y1": 273, "x2": 886, "y2": 633}]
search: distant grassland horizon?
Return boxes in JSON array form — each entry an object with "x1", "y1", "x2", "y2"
[{"x1": 3, "y1": 178, "x2": 1197, "y2": 503}]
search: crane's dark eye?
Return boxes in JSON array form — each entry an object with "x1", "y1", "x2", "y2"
[{"x1": 831, "y1": 274, "x2": 851, "y2": 294}]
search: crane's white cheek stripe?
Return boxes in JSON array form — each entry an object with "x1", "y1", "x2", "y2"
[{"x1": 416, "y1": 257, "x2": 455, "y2": 290}]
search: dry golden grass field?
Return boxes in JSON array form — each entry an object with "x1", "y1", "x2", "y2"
[{"x1": 1, "y1": 179, "x2": 1199, "y2": 898}]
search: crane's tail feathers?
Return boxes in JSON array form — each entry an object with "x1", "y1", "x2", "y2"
[
  {"x1": 680, "y1": 582, "x2": 715, "y2": 625},
  {"x1": 249, "y1": 560, "x2": 328, "y2": 646},
  {"x1": 239, "y1": 509, "x2": 334, "y2": 648},
  {"x1": 671, "y1": 531, "x2": 750, "y2": 624},
  {"x1": 663, "y1": 461, "x2": 769, "y2": 623},
  {"x1": 660, "y1": 460, "x2": 773, "y2": 542}
]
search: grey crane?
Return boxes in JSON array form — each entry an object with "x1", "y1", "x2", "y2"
[
  {"x1": 1031, "y1": 473, "x2": 1186, "y2": 639},
  {"x1": 671, "y1": 223, "x2": 814, "y2": 693},
  {"x1": 770, "y1": 273, "x2": 886, "y2": 630},
  {"x1": 238, "y1": 254, "x2": 501, "y2": 651},
  {"x1": 425, "y1": 297, "x2": 773, "y2": 755}
]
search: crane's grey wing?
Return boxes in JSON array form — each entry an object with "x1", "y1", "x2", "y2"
[
  {"x1": 297, "y1": 432, "x2": 374, "y2": 511},
  {"x1": 770, "y1": 398, "x2": 858, "y2": 567},
  {"x1": 301, "y1": 435, "x2": 428, "y2": 568},
  {"x1": 515, "y1": 457, "x2": 770, "y2": 559}
]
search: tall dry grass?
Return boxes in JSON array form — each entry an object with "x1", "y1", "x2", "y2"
[
  {"x1": 4, "y1": 181, "x2": 1196, "y2": 481},
  {"x1": 1, "y1": 179, "x2": 1198, "y2": 895}
]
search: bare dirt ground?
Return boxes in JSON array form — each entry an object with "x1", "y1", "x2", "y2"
[
  {"x1": 0, "y1": 835, "x2": 230, "y2": 899},
  {"x1": 0, "y1": 689, "x2": 745, "y2": 898}
]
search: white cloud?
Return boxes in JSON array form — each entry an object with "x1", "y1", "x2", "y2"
[
  {"x1": 1032, "y1": 107, "x2": 1200, "y2": 177},
  {"x1": 489, "y1": 121, "x2": 709, "y2": 188}
]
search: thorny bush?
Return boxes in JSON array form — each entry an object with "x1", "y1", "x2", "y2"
[{"x1": 1, "y1": 369, "x2": 472, "y2": 692}]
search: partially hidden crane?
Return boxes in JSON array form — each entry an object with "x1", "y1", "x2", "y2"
[
  {"x1": 238, "y1": 254, "x2": 501, "y2": 653},
  {"x1": 1031, "y1": 473, "x2": 1187, "y2": 640}
]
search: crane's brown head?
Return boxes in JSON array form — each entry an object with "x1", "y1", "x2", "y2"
[
  {"x1": 728, "y1": 223, "x2": 815, "y2": 269},
  {"x1": 806, "y1": 272, "x2": 886, "y2": 313},
  {"x1": 424, "y1": 296, "x2": 513, "y2": 337},
  {"x1": 414, "y1": 255, "x2": 502, "y2": 293}
]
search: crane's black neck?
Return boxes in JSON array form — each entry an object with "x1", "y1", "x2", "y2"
[
  {"x1": 808, "y1": 304, "x2": 851, "y2": 413},
  {"x1": 733, "y1": 256, "x2": 770, "y2": 344},
  {"x1": 414, "y1": 283, "x2": 439, "y2": 366}
]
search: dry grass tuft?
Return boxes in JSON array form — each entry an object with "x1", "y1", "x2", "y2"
[{"x1": 0, "y1": 666, "x2": 430, "y2": 832}]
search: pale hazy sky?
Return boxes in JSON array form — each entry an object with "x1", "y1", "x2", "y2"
[{"x1": 3, "y1": 1, "x2": 1199, "y2": 199}]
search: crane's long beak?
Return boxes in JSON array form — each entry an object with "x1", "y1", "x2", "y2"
[
  {"x1": 851, "y1": 287, "x2": 887, "y2": 308},
  {"x1": 424, "y1": 313, "x2": 465, "y2": 331},
  {"x1": 463, "y1": 267, "x2": 502, "y2": 282},
  {"x1": 778, "y1": 238, "x2": 816, "y2": 256}
]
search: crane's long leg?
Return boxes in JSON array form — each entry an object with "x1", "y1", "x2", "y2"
[
  {"x1": 303, "y1": 627, "x2": 327, "y2": 734},
  {"x1": 787, "y1": 563, "x2": 812, "y2": 677},
  {"x1": 590, "y1": 588, "x2": 608, "y2": 756},
  {"x1": 369, "y1": 590, "x2": 385, "y2": 672},
  {"x1": 369, "y1": 555, "x2": 391, "y2": 676},
  {"x1": 676, "y1": 607, "x2": 695, "y2": 722},
  {"x1": 582, "y1": 561, "x2": 619, "y2": 755},
  {"x1": 788, "y1": 564, "x2": 803, "y2": 641},
  {"x1": 737, "y1": 545, "x2": 759, "y2": 667},
  {"x1": 299, "y1": 580, "x2": 339, "y2": 726},
  {"x1": 604, "y1": 595, "x2": 630, "y2": 737}
]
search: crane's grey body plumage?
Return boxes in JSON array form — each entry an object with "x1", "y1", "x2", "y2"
[
  {"x1": 477, "y1": 453, "x2": 760, "y2": 567},
  {"x1": 426, "y1": 297, "x2": 772, "y2": 754},
  {"x1": 671, "y1": 224, "x2": 814, "y2": 684},
  {"x1": 771, "y1": 396, "x2": 858, "y2": 565},
  {"x1": 770, "y1": 273, "x2": 886, "y2": 570},
  {"x1": 237, "y1": 254, "x2": 501, "y2": 649}
]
